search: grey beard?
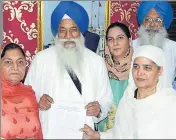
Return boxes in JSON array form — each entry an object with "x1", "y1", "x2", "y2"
[
  {"x1": 138, "y1": 25, "x2": 168, "y2": 49},
  {"x1": 53, "y1": 35, "x2": 85, "y2": 78}
]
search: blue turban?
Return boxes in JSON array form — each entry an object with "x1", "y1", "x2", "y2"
[
  {"x1": 51, "y1": 1, "x2": 89, "y2": 36},
  {"x1": 137, "y1": 1, "x2": 173, "y2": 29}
]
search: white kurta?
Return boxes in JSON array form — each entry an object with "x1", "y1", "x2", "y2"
[
  {"x1": 100, "y1": 45, "x2": 176, "y2": 139},
  {"x1": 100, "y1": 88, "x2": 176, "y2": 139},
  {"x1": 133, "y1": 38, "x2": 176, "y2": 85},
  {"x1": 25, "y1": 46, "x2": 113, "y2": 138}
]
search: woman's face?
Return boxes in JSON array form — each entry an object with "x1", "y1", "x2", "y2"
[
  {"x1": 1, "y1": 49, "x2": 26, "y2": 85},
  {"x1": 107, "y1": 27, "x2": 130, "y2": 59},
  {"x1": 132, "y1": 57, "x2": 162, "y2": 90}
]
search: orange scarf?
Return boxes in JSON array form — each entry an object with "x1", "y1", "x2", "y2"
[
  {"x1": 104, "y1": 46, "x2": 133, "y2": 80},
  {"x1": 1, "y1": 76, "x2": 43, "y2": 139}
]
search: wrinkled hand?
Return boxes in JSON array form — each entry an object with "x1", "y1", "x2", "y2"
[
  {"x1": 39, "y1": 94, "x2": 54, "y2": 110},
  {"x1": 80, "y1": 124, "x2": 100, "y2": 140},
  {"x1": 85, "y1": 101, "x2": 101, "y2": 117}
]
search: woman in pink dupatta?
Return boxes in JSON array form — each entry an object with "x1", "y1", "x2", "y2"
[{"x1": 1, "y1": 43, "x2": 43, "y2": 139}]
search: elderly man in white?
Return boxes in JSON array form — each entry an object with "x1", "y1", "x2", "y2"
[{"x1": 25, "y1": 1, "x2": 113, "y2": 139}]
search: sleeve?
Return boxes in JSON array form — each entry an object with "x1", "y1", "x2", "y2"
[
  {"x1": 97, "y1": 103, "x2": 117, "y2": 132},
  {"x1": 99, "y1": 104, "x2": 123, "y2": 139},
  {"x1": 24, "y1": 55, "x2": 41, "y2": 102},
  {"x1": 99, "y1": 111, "x2": 119, "y2": 139},
  {"x1": 93, "y1": 58, "x2": 113, "y2": 123}
]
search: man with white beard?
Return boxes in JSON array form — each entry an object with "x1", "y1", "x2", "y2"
[
  {"x1": 133, "y1": 1, "x2": 176, "y2": 87},
  {"x1": 54, "y1": 33, "x2": 85, "y2": 75},
  {"x1": 25, "y1": 1, "x2": 113, "y2": 139}
]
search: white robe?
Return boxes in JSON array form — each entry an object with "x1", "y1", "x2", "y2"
[
  {"x1": 133, "y1": 38, "x2": 176, "y2": 85},
  {"x1": 25, "y1": 47, "x2": 113, "y2": 138},
  {"x1": 100, "y1": 45, "x2": 176, "y2": 139},
  {"x1": 100, "y1": 88, "x2": 176, "y2": 139}
]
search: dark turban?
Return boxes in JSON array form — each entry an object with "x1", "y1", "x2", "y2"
[
  {"x1": 51, "y1": 1, "x2": 89, "y2": 36},
  {"x1": 83, "y1": 31, "x2": 100, "y2": 53},
  {"x1": 137, "y1": 1, "x2": 173, "y2": 29}
]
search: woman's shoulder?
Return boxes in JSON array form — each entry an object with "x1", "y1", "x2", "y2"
[
  {"x1": 18, "y1": 84, "x2": 39, "y2": 108},
  {"x1": 21, "y1": 84, "x2": 34, "y2": 92},
  {"x1": 20, "y1": 84, "x2": 37, "y2": 100}
]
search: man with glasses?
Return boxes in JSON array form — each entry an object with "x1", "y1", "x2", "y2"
[{"x1": 133, "y1": 1, "x2": 176, "y2": 87}]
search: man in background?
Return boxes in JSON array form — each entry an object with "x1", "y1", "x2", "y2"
[{"x1": 133, "y1": 1, "x2": 176, "y2": 87}]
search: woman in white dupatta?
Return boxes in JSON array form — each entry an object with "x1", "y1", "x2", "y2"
[{"x1": 81, "y1": 45, "x2": 176, "y2": 139}]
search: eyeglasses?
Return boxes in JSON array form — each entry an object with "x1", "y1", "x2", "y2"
[{"x1": 144, "y1": 16, "x2": 163, "y2": 25}]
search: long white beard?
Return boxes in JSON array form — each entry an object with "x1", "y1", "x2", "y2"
[
  {"x1": 53, "y1": 34, "x2": 85, "y2": 80},
  {"x1": 138, "y1": 25, "x2": 168, "y2": 48}
]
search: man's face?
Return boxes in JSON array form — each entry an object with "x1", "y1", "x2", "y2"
[
  {"x1": 143, "y1": 8, "x2": 164, "y2": 30},
  {"x1": 138, "y1": 8, "x2": 167, "y2": 47},
  {"x1": 55, "y1": 22, "x2": 85, "y2": 73},
  {"x1": 58, "y1": 19, "x2": 81, "y2": 39}
]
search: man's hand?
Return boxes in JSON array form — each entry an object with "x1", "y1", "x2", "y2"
[
  {"x1": 85, "y1": 101, "x2": 101, "y2": 117},
  {"x1": 39, "y1": 94, "x2": 54, "y2": 110},
  {"x1": 80, "y1": 124, "x2": 100, "y2": 139}
]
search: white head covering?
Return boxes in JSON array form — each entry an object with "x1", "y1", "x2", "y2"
[
  {"x1": 127, "y1": 45, "x2": 171, "y2": 97},
  {"x1": 99, "y1": 45, "x2": 176, "y2": 139}
]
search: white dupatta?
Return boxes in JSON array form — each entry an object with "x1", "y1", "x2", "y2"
[{"x1": 100, "y1": 45, "x2": 176, "y2": 139}]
